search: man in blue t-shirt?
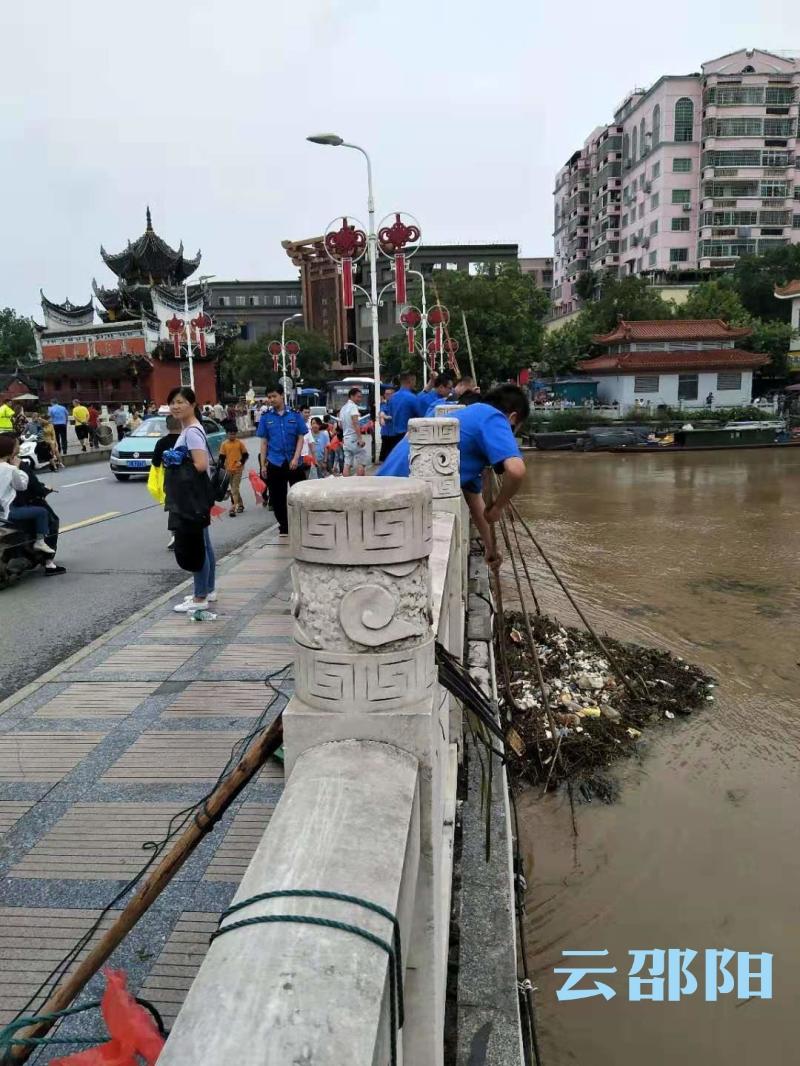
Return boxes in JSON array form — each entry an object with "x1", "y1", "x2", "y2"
[
  {"x1": 256, "y1": 385, "x2": 308, "y2": 536},
  {"x1": 377, "y1": 384, "x2": 528, "y2": 566},
  {"x1": 381, "y1": 371, "x2": 419, "y2": 460},
  {"x1": 48, "y1": 398, "x2": 69, "y2": 455},
  {"x1": 418, "y1": 373, "x2": 456, "y2": 416}
]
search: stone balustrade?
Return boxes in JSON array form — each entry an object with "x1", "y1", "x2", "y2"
[{"x1": 158, "y1": 454, "x2": 467, "y2": 1066}]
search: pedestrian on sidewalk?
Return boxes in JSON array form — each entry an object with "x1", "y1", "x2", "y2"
[
  {"x1": 48, "y1": 398, "x2": 69, "y2": 454},
  {"x1": 149, "y1": 414, "x2": 181, "y2": 550},
  {"x1": 164, "y1": 386, "x2": 218, "y2": 613},
  {"x1": 0, "y1": 434, "x2": 57, "y2": 557},
  {"x1": 325, "y1": 416, "x2": 344, "y2": 476},
  {"x1": 38, "y1": 413, "x2": 62, "y2": 469},
  {"x1": 340, "y1": 386, "x2": 368, "y2": 477},
  {"x1": 0, "y1": 399, "x2": 14, "y2": 433},
  {"x1": 308, "y1": 417, "x2": 330, "y2": 479},
  {"x1": 219, "y1": 422, "x2": 248, "y2": 515},
  {"x1": 256, "y1": 385, "x2": 308, "y2": 537},
  {"x1": 72, "y1": 399, "x2": 90, "y2": 452},
  {"x1": 112, "y1": 405, "x2": 128, "y2": 441},
  {"x1": 87, "y1": 403, "x2": 100, "y2": 447}
]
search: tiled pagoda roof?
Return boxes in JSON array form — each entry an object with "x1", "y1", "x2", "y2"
[
  {"x1": 774, "y1": 280, "x2": 800, "y2": 299},
  {"x1": 578, "y1": 350, "x2": 770, "y2": 373},
  {"x1": 592, "y1": 319, "x2": 753, "y2": 345},
  {"x1": 100, "y1": 207, "x2": 201, "y2": 286}
]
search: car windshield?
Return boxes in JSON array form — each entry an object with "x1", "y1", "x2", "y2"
[{"x1": 130, "y1": 418, "x2": 167, "y2": 438}]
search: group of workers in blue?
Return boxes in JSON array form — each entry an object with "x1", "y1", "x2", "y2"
[
  {"x1": 254, "y1": 368, "x2": 529, "y2": 566},
  {"x1": 378, "y1": 370, "x2": 528, "y2": 567}
]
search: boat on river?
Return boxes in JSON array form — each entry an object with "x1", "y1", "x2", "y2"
[{"x1": 525, "y1": 421, "x2": 800, "y2": 453}]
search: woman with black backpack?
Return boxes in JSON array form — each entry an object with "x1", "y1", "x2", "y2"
[{"x1": 164, "y1": 386, "x2": 220, "y2": 614}]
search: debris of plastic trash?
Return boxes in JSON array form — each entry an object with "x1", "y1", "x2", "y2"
[
  {"x1": 577, "y1": 672, "x2": 604, "y2": 691},
  {"x1": 578, "y1": 706, "x2": 601, "y2": 718},
  {"x1": 600, "y1": 704, "x2": 622, "y2": 722},
  {"x1": 626, "y1": 727, "x2": 642, "y2": 738},
  {"x1": 190, "y1": 609, "x2": 217, "y2": 622},
  {"x1": 510, "y1": 627, "x2": 523, "y2": 644},
  {"x1": 664, "y1": 710, "x2": 675, "y2": 719}
]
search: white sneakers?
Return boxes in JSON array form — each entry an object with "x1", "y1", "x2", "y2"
[
  {"x1": 33, "y1": 538, "x2": 55, "y2": 555},
  {"x1": 173, "y1": 591, "x2": 217, "y2": 613}
]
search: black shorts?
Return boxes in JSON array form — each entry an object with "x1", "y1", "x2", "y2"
[{"x1": 75, "y1": 424, "x2": 90, "y2": 440}]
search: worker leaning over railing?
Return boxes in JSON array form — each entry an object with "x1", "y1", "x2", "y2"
[{"x1": 376, "y1": 383, "x2": 529, "y2": 568}]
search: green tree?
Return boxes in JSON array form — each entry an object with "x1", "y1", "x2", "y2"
[
  {"x1": 416, "y1": 264, "x2": 550, "y2": 384},
  {"x1": 581, "y1": 275, "x2": 674, "y2": 334},
  {"x1": 540, "y1": 317, "x2": 594, "y2": 376},
  {"x1": 731, "y1": 245, "x2": 800, "y2": 321},
  {"x1": 219, "y1": 327, "x2": 333, "y2": 396},
  {"x1": 0, "y1": 307, "x2": 37, "y2": 368}
]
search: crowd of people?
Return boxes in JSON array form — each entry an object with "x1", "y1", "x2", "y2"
[{"x1": 157, "y1": 371, "x2": 528, "y2": 615}]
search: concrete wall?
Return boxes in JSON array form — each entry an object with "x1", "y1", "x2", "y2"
[{"x1": 595, "y1": 369, "x2": 754, "y2": 408}]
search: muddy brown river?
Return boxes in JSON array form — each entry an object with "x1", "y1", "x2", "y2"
[{"x1": 512, "y1": 449, "x2": 800, "y2": 1066}]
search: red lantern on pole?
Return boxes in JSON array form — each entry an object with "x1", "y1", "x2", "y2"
[
  {"x1": 443, "y1": 337, "x2": 460, "y2": 374},
  {"x1": 378, "y1": 212, "x2": 421, "y2": 305},
  {"x1": 324, "y1": 217, "x2": 367, "y2": 310},
  {"x1": 285, "y1": 340, "x2": 300, "y2": 378},
  {"x1": 400, "y1": 306, "x2": 422, "y2": 354},
  {"x1": 191, "y1": 312, "x2": 213, "y2": 358},
  {"x1": 428, "y1": 305, "x2": 449, "y2": 355},
  {"x1": 268, "y1": 340, "x2": 282, "y2": 372},
  {"x1": 165, "y1": 315, "x2": 184, "y2": 359},
  {"x1": 426, "y1": 339, "x2": 438, "y2": 374}
]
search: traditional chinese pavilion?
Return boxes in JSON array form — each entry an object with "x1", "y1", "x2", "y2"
[
  {"x1": 578, "y1": 319, "x2": 769, "y2": 409},
  {"x1": 30, "y1": 209, "x2": 219, "y2": 405}
]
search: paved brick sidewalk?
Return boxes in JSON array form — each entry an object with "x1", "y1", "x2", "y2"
[{"x1": 0, "y1": 527, "x2": 293, "y2": 1044}]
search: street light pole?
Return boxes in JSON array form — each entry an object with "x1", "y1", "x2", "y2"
[
  {"x1": 307, "y1": 134, "x2": 381, "y2": 447},
  {"x1": 281, "y1": 313, "x2": 303, "y2": 400},
  {"x1": 407, "y1": 268, "x2": 428, "y2": 385},
  {"x1": 182, "y1": 274, "x2": 215, "y2": 392}
]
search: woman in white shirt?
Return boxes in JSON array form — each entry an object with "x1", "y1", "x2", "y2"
[{"x1": 0, "y1": 434, "x2": 56, "y2": 554}]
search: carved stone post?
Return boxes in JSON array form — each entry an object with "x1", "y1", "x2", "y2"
[{"x1": 284, "y1": 477, "x2": 444, "y2": 1066}]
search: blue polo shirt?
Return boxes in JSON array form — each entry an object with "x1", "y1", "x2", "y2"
[
  {"x1": 377, "y1": 403, "x2": 522, "y2": 494},
  {"x1": 385, "y1": 387, "x2": 419, "y2": 436},
  {"x1": 256, "y1": 408, "x2": 309, "y2": 465},
  {"x1": 49, "y1": 403, "x2": 68, "y2": 425}
]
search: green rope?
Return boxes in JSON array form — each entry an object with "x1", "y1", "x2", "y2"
[
  {"x1": 212, "y1": 889, "x2": 404, "y2": 1066},
  {"x1": 0, "y1": 999, "x2": 102, "y2": 1056}
]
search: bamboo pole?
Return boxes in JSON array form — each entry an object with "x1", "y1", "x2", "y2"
[
  {"x1": 6, "y1": 714, "x2": 285, "y2": 1063},
  {"x1": 461, "y1": 311, "x2": 477, "y2": 384}
]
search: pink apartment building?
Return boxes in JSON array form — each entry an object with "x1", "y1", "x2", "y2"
[{"x1": 552, "y1": 48, "x2": 800, "y2": 315}]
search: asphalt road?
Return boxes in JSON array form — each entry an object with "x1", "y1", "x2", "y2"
[{"x1": 0, "y1": 453, "x2": 276, "y2": 695}]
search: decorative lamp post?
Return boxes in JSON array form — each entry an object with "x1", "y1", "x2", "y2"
[
  {"x1": 443, "y1": 337, "x2": 460, "y2": 375},
  {"x1": 268, "y1": 341, "x2": 282, "y2": 373},
  {"x1": 285, "y1": 340, "x2": 301, "y2": 378},
  {"x1": 324, "y1": 217, "x2": 367, "y2": 310},
  {"x1": 377, "y1": 212, "x2": 421, "y2": 305},
  {"x1": 400, "y1": 306, "x2": 423, "y2": 355},
  {"x1": 427, "y1": 304, "x2": 450, "y2": 372},
  {"x1": 165, "y1": 314, "x2": 184, "y2": 362}
]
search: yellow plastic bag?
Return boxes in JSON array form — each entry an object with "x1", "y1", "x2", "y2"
[{"x1": 147, "y1": 463, "x2": 166, "y2": 505}]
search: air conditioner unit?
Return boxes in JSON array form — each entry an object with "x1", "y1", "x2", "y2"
[{"x1": 682, "y1": 203, "x2": 693, "y2": 212}]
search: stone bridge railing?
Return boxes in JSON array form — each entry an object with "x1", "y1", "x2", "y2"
[{"x1": 158, "y1": 416, "x2": 467, "y2": 1066}]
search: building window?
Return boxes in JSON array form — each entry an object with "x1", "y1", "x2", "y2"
[
  {"x1": 717, "y1": 371, "x2": 742, "y2": 390},
  {"x1": 672, "y1": 189, "x2": 691, "y2": 204},
  {"x1": 652, "y1": 161, "x2": 661, "y2": 179},
  {"x1": 273, "y1": 295, "x2": 282, "y2": 305},
  {"x1": 674, "y1": 98, "x2": 694, "y2": 142},
  {"x1": 218, "y1": 296, "x2": 230, "y2": 307},
  {"x1": 761, "y1": 181, "x2": 789, "y2": 199},
  {"x1": 248, "y1": 296, "x2": 259, "y2": 306},
  {"x1": 651, "y1": 193, "x2": 660, "y2": 210},
  {"x1": 649, "y1": 251, "x2": 657, "y2": 266},
  {"x1": 621, "y1": 238, "x2": 628, "y2": 252},
  {"x1": 631, "y1": 126, "x2": 638, "y2": 163},
  {"x1": 673, "y1": 158, "x2": 692, "y2": 172},
  {"x1": 639, "y1": 118, "x2": 646, "y2": 157},
  {"x1": 678, "y1": 374, "x2": 699, "y2": 400},
  {"x1": 652, "y1": 104, "x2": 661, "y2": 145},
  {"x1": 623, "y1": 132, "x2": 630, "y2": 164},
  {"x1": 634, "y1": 375, "x2": 659, "y2": 393},
  {"x1": 286, "y1": 294, "x2": 299, "y2": 305},
  {"x1": 111, "y1": 378, "x2": 120, "y2": 390},
  {"x1": 638, "y1": 203, "x2": 645, "y2": 219},
  {"x1": 670, "y1": 247, "x2": 689, "y2": 262},
  {"x1": 235, "y1": 296, "x2": 246, "y2": 307},
  {"x1": 793, "y1": 214, "x2": 800, "y2": 229},
  {"x1": 650, "y1": 220, "x2": 659, "y2": 235},
  {"x1": 672, "y1": 217, "x2": 690, "y2": 231},
  {"x1": 622, "y1": 213, "x2": 628, "y2": 227}
]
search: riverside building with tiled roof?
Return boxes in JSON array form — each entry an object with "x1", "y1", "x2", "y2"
[
  {"x1": 552, "y1": 48, "x2": 800, "y2": 317},
  {"x1": 577, "y1": 318, "x2": 769, "y2": 409}
]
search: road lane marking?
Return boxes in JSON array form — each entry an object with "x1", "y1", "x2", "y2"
[
  {"x1": 61, "y1": 512, "x2": 121, "y2": 532},
  {"x1": 60, "y1": 477, "x2": 109, "y2": 489}
]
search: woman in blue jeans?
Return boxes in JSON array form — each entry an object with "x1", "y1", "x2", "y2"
[
  {"x1": 166, "y1": 387, "x2": 217, "y2": 613},
  {"x1": 0, "y1": 434, "x2": 56, "y2": 557}
]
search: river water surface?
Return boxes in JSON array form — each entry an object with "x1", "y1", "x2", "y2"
[{"x1": 512, "y1": 449, "x2": 800, "y2": 1066}]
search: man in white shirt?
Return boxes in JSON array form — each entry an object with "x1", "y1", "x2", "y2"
[{"x1": 339, "y1": 387, "x2": 368, "y2": 477}]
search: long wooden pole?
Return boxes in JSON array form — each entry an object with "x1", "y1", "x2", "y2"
[
  {"x1": 461, "y1": 311, "x2": 477, "y2": 384},
  {"x1": 7, "y1": 714, "x2": 284, "y2": 1063}
]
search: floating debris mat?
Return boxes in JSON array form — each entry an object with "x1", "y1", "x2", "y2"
[{"x1": 499, "y1": 612, "x2": 714, "y2": 801}]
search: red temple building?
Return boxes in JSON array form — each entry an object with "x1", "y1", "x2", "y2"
[{"x1": 31, "y1": 209, "x2": 221, "y2": 405}]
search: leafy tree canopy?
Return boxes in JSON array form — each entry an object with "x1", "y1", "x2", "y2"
[
  {"x1": 580, "y1": 275, "x2": 674, "y2": 334},
  {"x1": 0, "y1": 307, "x2": 37, "y2": 368},
  {"x1": 218, "y1": 326, "x2": 333, "y2": 397},
  {"x1": 730, "y1": 245, "x2": 800, "y2": 321}
]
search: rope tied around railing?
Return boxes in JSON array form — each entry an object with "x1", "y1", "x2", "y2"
[{"x1": 211, "y1": 888, "x2": 404, "y2": 1066}]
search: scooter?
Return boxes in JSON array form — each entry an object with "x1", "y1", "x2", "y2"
[
  {"x1": 18, "y1": 430, "x2": 56, "y2": 472},
  {"x1": 0, "y1": 462, "x2": 61, "y2": 589}
]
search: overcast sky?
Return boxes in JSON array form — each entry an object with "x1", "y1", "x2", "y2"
[{"x1": 2, "y1": 0, "x2": 797, "y2": 319}]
